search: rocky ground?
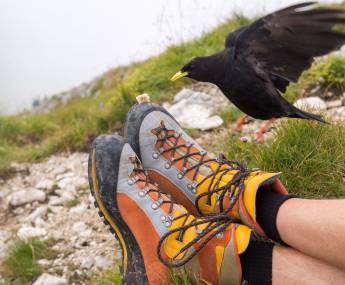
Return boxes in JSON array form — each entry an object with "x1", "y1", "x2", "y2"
[{"x1": 0, "y1": 153, "x2": 120, "y2": 284}]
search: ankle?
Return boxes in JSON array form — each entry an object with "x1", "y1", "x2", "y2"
[
  {"x1": 256, "y1": 189, "x2": 295, "y2": 244},
  {"x1": 240, "y1": 240, "x2": 274, "y2": 284}
]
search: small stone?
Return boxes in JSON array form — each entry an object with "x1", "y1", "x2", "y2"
[
  {"x1": 9, "y1": 189, "x2": 46, "y2": 207},
  {"x1": 0, "y1": 230, "x2": 11, "y2": 242},
  {"x1": 0, "y1": 231, "x2": 11, "y2": 259},
  {"x1": 36, "y1": 180, "x2": 54, "y2": 191},
  {"x1": 0, "y1": 242, "x2": 10, "y2": 259},
  {"x1": 52, "y1": 166, "x2": 68, "y2": 176},
  {"x1": 26, "y1": 206, "x2": 47, "y2": 222},
  {"x1": 37, "y1": 259, "x2": 51, "y2": 266},
  {"x1": 294, "y1": 97, "x2": 327, "y2": 110},
  {"x1": 70, "y1": 203, "x2": 87, "y2": 214},
  {"x1": 49, "y1": 196, "x2": 64, "y2": 206},
  {"x1": 72, "y1": 221, "x2": 88, "y2": 232},
  {"x1": 73, "y1": 177, "x2": 88, "y2": 190},
  {"x1": 33, "y1": 273, "x2": 67, "y2": 285},
  {"x1": 57, "y1": 178, "x2": 73, "y2": 190},
  {"x1": 60, "y1": 191, "x2": 75, "y2": 203},
  {"x1": 327, "y1": 100, "x2": 343, "y2": 109},
  {"x1": 94, "y1": 256, "x2": 112, "y2": 269},
  {"x1": 81, "y1": 257, "x2": 94, "y2": 269},
  {"x1": 17, "y1": 226, "x2": 47, "y2": 240},
  {"x1": 56, "y1": 172, "x2": 73, "y2": 182},
  {"x1": 12, "y1": 207, "x2": 25, "y2": 215}
]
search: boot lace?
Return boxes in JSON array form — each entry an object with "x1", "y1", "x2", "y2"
[
  {"x1": 152, "y1": 121, "x2": 252, "y2": 215},
  {"x1": 129, "y1": 155, "x2": 236, "y2": 268}
]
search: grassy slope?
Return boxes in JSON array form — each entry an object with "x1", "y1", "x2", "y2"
[{"x1": 0, "y1": 15, "x2": 250, "y2": 174}]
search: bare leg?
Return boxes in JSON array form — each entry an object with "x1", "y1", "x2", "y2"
[
  {"x1": 273, "y1": 245, "x2": 345, "y2": 285},
  {"x1": 255, "y1": 118, "x2": 276, "y2": 142},
  {"x1": 234, "y1": 115, "x2": 250, "y2": 132},
  {"x1": 277, "y1": 199, "x2": 345, "y2": 270}
]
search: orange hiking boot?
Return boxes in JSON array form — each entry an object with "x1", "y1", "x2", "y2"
[
  {"x1": 88, "y1": 134, "x2": 254, "y2": 285},
  {"x1": 124, "y1": 102, "x2": 289, "y2": 238}
]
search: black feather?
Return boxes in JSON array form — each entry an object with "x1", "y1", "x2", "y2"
[{"x1": 178, "y1": 2, "x2": 344, "y2": 123}]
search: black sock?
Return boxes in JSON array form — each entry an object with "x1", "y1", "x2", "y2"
[
  {"x1": 240, "y1": 240, "x2": 273, "y2": 285},
  {"x1": 256, "y1": 189, "x2": 295, "y2": 244}
]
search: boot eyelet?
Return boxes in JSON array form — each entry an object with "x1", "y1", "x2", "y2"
[
  {"x1": 196, "y1": 228, "x2": 202, "y2": 234},
  {"x1": 174, "y1": 132, "x2": 180, "y2": 138},
  {"x1": 160, "y1": 216, "x2": 167, "y2": 222},
  {"x1": 217, "y1": 232, "x2": 224, "y2": 239},
  {"x1": 187, "y1": 184, "x2": 193, "y2": 190},
  {"x1": 199, "y1": 150, "x2": 206, "y2": 156},
  {"x1": 127, "y1": 179, "x2": 134, "y2": 185},
  {"x1": 151, "y1": 203, "x2": 159, "y2": 210},
  {"x1": 165, "y1": 162, "x2": 171, "y2": 169},
  {"x1": 138, "y1": 190, "x2": 146, "y2": 197},
  {"x1": 164, "y1": 221, "x2": 171, "y2": 227},
  {"x1": 159, "y1": 147, "x2": 164, "y2": 153},
  {"x1": 152, "y1": 152, "x2": 159, "y2": 159},
  {"x1": 186, "y1": 142, "x2": 192, "y2": 147},
  {"x1": 177, "y1": 173, "x2": 184, "y2": 179}
]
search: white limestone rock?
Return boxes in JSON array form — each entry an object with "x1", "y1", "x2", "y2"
[
  {"x1": 165, "y1": 89, "x2": 224, "y2": 130},
  {"x1": 36, "y1": 180, "x2": 55, "y2": 191},
  {"x1": 94, "y1": 255, "x2": 112, "y2": 269},
  {"x1": 33, "y1": 273, "x2": 67, "y2": 285},
  {"x1": 17, "y1": 225, "x2": 47, "y2": 240},
  {"x1": 9, "y1": 189, "x2": 46, "y2": 207},
  {"x1": 26, "y1": 206, "x2": 48, "y2": 222},
  {"x1": 294, "y1": 96, "x2": 327, "y2": 110},
  {"x1": 81, "y1": 257, "x2": 94, "y2": 269}
]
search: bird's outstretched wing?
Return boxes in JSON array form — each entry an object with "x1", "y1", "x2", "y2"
[{"x1": 226, "y1": 2, "x2": 345, "y2": 91}]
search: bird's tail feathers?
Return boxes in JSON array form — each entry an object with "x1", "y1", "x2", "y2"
[{"x1": 289, "y1": 107, "x2": 329, "y2": 124}]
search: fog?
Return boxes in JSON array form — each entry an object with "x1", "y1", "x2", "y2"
[{"x1": 0, "y1": 0, "x2": 341, "y2": 114}]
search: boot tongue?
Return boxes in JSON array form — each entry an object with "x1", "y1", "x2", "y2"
[{"x1": 243, "y1": 172, "x2": 282, "y2": 221}]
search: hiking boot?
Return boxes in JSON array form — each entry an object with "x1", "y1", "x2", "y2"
[
  {"x1": 124, "y1": 102, "x2": 289, "y2": 237},
  {"x1": 88, "y1": 134, "x2": 253, "y2": 285}
]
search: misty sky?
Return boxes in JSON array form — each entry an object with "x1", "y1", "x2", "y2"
[{"x1": 0, "y1": 0, "x2": 341, "y2": 114}]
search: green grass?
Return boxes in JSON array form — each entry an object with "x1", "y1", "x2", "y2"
[
  {"x1": 221, "y1": 119, "x2": 345, "y2": 199},
  {"x1": 281, "y1": 55, "x2": 345, "y2": 102},
  {"x1": 2, "y1": 238, "x2": 58, "y2": 284},
  {"x1": 220, "y1": 106, "x2": 244, "y2": 125},
  {"x1": 0, "y1": 14, "x2": 251, "y2": 174},
  {"x1": 91, "y1": 269, "x2": 122, "y2": 285},
  {"x1": 169, "y1": 270, "x2": 193, "y2": 285},
  {"x1": 64, "y1": 198, "x2": 80, "y2": 208},
  {"x1": 299, "y1": 56, "x2": 345, "y2": 99}
]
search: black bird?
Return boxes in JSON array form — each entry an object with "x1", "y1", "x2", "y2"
[{"x1": 171, "y1": 2, "x2": 345, "y2": 135}]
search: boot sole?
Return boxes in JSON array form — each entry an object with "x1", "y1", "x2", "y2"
[{"x1": 88, "y1": 135, "x2": 149, "y2": 285}]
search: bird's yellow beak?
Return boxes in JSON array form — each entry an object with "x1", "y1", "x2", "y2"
[{"x1": 171, "y1": 71, "x2": 188, "y2": 82}]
